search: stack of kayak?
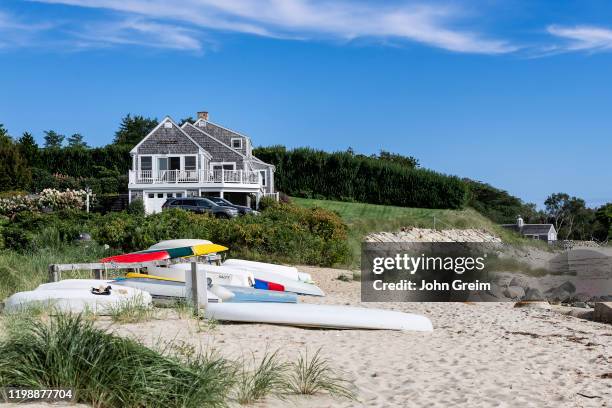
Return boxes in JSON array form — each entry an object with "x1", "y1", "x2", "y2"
[
  {"x1": 3, "y1": 239, "x2": 433, "y2": 332},
  {"x1": 103, "y1": 239, "x2": 321, "y2": 303}
]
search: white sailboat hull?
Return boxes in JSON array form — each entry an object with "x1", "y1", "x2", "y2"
[
  {"x1": 4, "y1": 285, "x2": 152, "y2": 314},
  {"x1": 205, "y1": 303, "x2": 433, "y2": 331}
]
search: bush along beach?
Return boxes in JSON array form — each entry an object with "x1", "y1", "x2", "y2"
[
  {"x1": 0, "y1": 313, "x2": 355, "y2": 407},
  {"x1": 0, "y1": 201, "x2": 351, "y2": 299}
]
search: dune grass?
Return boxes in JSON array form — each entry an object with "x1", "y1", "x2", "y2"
[
  {"x1": 283, "y1": 348, "x2": 355, "y2": 400},
  {"x1": 0, "y1": 244, "x2": 112, "y2": 301},
  {"x1": 107, "y1": 293, "x2": 154, "y2": 324},
  {"x1": 235, "y1": 351, "x2": 288, "y2": 405},
  {"x1": 0, "y1": 313, "x2": 356, "y2": 406},
  {"x1": 0, "y1": 313, "x2": 235, "y2": 408},
  {"x1": 292, "y1": 197, "x2": 548, "y2": 267}
]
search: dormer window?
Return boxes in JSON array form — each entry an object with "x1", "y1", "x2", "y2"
[{"x1": 231, "y1": 138, "x2": 243, "y2": 149}]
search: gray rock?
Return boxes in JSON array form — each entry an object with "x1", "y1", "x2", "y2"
[
  {"x1": 599, "y1": 295, "x2": 612, "y2": 302},
  {"x1": 504, "y1": 286, "x2": 525, "y2": 299},
  {"x1": 557, "y1": 281, "x2": 576, "y2": 294},
  {"x1": 570, "y1": 292, "x2": 591, "y2": 303},
  {"x1": 509, "y1": 277, "x2": 530, "y2": 289},
  {"x1": 486, "y1": 283, "x2": 506, "y2": 299},
  {"x1": 523, "y1": 288, "x2": 544, "y2": 301},
  {"x1": 568, "y1": 308, "x2": 593, "y2": 320},
  {"x1": 593, "y1": 302, "x2": 612, "y2": 324},
  {"x1": 572, "y1": 302, "x2": 588, "y2": 309},
  {"x1": 547, "y1": 287, "x2": 572, "y2": 303}
]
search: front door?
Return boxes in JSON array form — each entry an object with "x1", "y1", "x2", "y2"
[{"x1": 158, "y1": 158, "x2": 168, "y2": 181}]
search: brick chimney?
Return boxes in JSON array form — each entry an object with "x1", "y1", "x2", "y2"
[{"x1": 197, "y1": 111, "x2": 209, "y2": 121}]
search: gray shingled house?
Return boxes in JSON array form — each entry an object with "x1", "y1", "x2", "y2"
[
  {"x1": 501, "y1": 216, "x2": 558, "y2": 242},
  {"x1": 128, "y1": 111, "x2": 277, "y2": 214}
]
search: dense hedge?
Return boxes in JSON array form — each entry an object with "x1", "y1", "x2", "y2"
[
  {"x1": 29, "y1": 168, "x2": 128, "y2": 195},
  {"x1": 465, "y1": 179, "x2": 540, "y2": 224},
  {"x1": 31, "y1": 145, "x2": 132, "y2": 178},
  {"x1": 254, "y1": 146, "x2": 468, "y2": 209},
  {"x1": 0, "y1": 202, "x2": 351, "y2": 267}
]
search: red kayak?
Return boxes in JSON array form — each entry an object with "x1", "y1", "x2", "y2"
[{"x1": 100, "y1": 250, "x2": 170, "y2": 264}]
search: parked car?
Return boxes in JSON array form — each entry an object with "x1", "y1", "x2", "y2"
[
  {"x1": 162, "y1": 198, "x2": 239, "y2": 218},
  {"x1": 203, "y1": 196, "x2": 259, "y2": 216}
]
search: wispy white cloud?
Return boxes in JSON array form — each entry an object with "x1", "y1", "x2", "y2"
[
  {"x1": 73, "y1": 19, "x2": 204, "y2": 51},
  {"x1": 27, "y1": 0, "x2": 517, "y2": 54},
  {"x1": 547, "y1": 25, "x2": 612, "y2": 52},
  {"x1": 0, "y1": 10, "x2": 53, "y2": 48}
]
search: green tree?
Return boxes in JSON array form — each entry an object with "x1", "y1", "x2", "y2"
[
  {"x1": 113, "y1": 114, "x2": 158, "y2": 147},
  {"x1": 179, "y1": 117, "x2": 195, "y2": 126},
  {"x1": 18, "y1": 132, "x2": 39, "y2": 166},
  {"x1": 0, "y1": 124, "x2": 9, "y2": 140},
  {"x1": 0, "y1": 127, "x2": 31, "y2": 191},
  {"x1": 595, "y1": 203, "x2": 612, "y2": 240},
  {"x1": 544, "y1": 193, "x2": 592, "y2": 239},
  {"x1": 67, "y1": 133, "x2": 89, "y2": 149},
  {"x1": 375, "y1": 150, "x2": 420, "y2": 168},
  {"x1": 43, "y1": 130, "x2": 65, "y2": 148}
]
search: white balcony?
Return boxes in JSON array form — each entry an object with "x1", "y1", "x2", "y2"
[{"x1": 129, "y1": 169, "x2": 261, "y2": 186}]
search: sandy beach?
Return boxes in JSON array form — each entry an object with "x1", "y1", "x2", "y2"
[{"x1": 65, "y1": 265, "x2": 611, "y2": 408}]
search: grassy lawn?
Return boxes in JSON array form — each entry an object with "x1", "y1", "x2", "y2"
[{"x1": 292, "y1": 197, "x2": 540, "y2": 267}]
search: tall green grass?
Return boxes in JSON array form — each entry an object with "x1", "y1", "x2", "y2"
[
  {"x1": 107, "y1": 293, "x2": 154, "y2": 324},
  {"x1": 0, "y1": 244, "x2": 112, "y2": 301},
  {"x1": 0, "y1": 314, "x2": 235, "y2": 407},
  {"x1": 0, "y1": 314, "x2": 356, "y2": 406},
  {"x1": 293, "y1": 197, "x2": 551, "y2": 267}
]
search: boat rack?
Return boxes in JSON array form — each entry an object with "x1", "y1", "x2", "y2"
[{"x1": 47, "y1": 254, "x2": 222, "y2": 283}]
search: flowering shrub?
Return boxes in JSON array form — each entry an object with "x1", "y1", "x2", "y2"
[
  {"x1": 0, "y1": 189, "x2": 89, "y2": 216},
  {"x1": 38, "y1": 189, "x2": 88, "y2": 211}
]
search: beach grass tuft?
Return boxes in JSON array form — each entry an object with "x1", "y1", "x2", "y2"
[
  {"x1": 107, "y1": 293, "x2": 154, "y2": 324},
  {"x1": 235, "y1": 350, "x2": 288, "y2": 405},
  {"x1": 283, "y1": 348, "x2": 356, "y2": 400}
]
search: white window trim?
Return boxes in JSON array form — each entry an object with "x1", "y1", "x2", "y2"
[
  {"x1": 231, "y1": 138, "x2": 243, "y2": 149},
  {"x1": 210, "y1": 162, "x2": 236, "y2": 171},
  {"x1": 184, "y1": 155, "x2": 197, "y2": 171},
  {"x1": 140, "y1": 155, "x2": 153, "y2": 171},
  {"x1": 259, "y1": 169, "x2": 267, "y2": 186}
]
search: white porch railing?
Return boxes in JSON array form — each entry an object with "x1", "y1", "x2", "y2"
[{"x1": 129, "y1": 169, "x2": 261, "y2": 185}]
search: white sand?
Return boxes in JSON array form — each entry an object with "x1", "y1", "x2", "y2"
[
  {"x1": 97, "y1": 265, "x2": 612, "y2": 407},
  {"x1": 3, "y1": 265, "x2": 611, "y2": 408}
]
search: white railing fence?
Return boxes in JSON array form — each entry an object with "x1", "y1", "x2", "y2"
[{"x1": 129, "y1": 169, "x2": 260, "y2": 184}]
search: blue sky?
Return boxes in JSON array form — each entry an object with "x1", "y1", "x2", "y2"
[{"x1": 1, "y1": 0, "x2": 611, "y2": 208}]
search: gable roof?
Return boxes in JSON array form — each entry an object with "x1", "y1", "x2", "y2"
[
  {"x1": 182, "y1": 122, "x2": 274, "y2": 168},
  {"x1": 182, "y1": 122, "x2": 247, "y2": 159},
  {"x1": 130, "y1": 116, "x2": 210, "y2": 158},
  {"x1": 521, "y1": 224, "x2": 556, "y2": 235},
  {"x1": 181, "y1": 122, "x2": 246, "y2": 165},
  {"x1": 501, "y1": 223, "x2": 556, "y2": 235},
  {"x1": 194, "y1": 118, "x2": 251, "y2": 141}
]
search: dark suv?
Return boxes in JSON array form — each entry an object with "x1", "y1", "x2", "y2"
[
  {"x1": 203, "y1": 196, "x2": 259, "y2": 216},
  {"x1": 162, "y1": 198, "x2": 239, "y2": 218}
]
